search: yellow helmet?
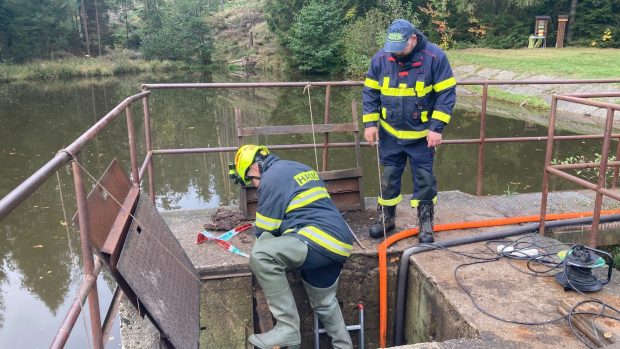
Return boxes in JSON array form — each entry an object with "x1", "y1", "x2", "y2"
[{"x1": 229, "y1": 145, "x2": 270, "y2": 184}]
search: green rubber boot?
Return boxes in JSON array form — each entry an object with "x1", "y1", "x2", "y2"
[
  {"x1": 248, "y1": 234, "x2": 306, "y2": 349},
  {"x1": 303, "y1": 278, "x2": 353, "y2": 349},
  {"x1": 248, "y1": 286, "x2": 301, "y2": 349}
]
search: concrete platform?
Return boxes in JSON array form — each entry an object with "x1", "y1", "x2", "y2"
[{"x1": 119, "y1": 190, "x2": 620, "y2": 348}]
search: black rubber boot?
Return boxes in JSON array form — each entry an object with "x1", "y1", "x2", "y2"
[
  {"x1": 417, "y1": 203, "x2": 434, "y2": 243},
  {"x1": 369, "y1": 205, "x2": 396, "y2": 238}
]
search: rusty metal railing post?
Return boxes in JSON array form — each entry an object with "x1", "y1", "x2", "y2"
[
  {"x1": 126, "y1": 105, "x2": 140, "y2": 186},
  {"x1": 322, "y1": 85, "x2": 331, "y2": 171},
  {"x1": 352, "y1": 100, "x2": 361, "y2": 168},
  {"x1": 613, "y1": 135, "x2": 620, "y2": 188},
  {"x1": 71, "y1": 158, "x2": 104, "y2": 349},
  {"x1": 589, "y1": 108, "x2": 615, "y2": 247},
  {"x1": 476, "y1": 84, "x2": 488, "y2": 196},
  {"x1": 143, "y1": 96, "x2": 156, "y2": 204},
  {"x1": 235, "y1": 108, "x2": 243, "y2": 146},
  {"x1": 539, "y1": 96, "x2": 559, "y2": 235}
]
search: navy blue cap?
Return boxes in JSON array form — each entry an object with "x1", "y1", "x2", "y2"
[{"x1": 384, "y1": 19, "x2": 415, "y2": 53}]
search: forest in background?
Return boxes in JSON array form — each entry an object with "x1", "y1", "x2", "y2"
[{"x1": 0, "y1": 0, "x2": 618, "y2": 75}]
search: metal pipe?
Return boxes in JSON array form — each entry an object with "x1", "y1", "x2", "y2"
[
  {"x1": 71, "y1": 159, "x2": 104, "y2": 349},
  {"x1": 139, "y1": 151, "x2": 152, "y2": 180},
  {"x1": 546, "y1": 167, "x2": 620, "y2": 201},
  {"x1": 590, "y1": 108, "x2": 616, "y2": 246},
  {"x1": 126, "y1": 105, "x2": 140, "y2": 186},
  {"x1": 102, "y1": 286, "x2": 123, "y2": 347},
  {"x1": 0, "y1": 153, "x2": 70, "y2": 220},
  {"x1": 141, "y1": 79, "x2": 620, "y2": 91},
  {"x1": 392, "y1": 213, "x2": 620, "y2": 346},
  {"x1": 540, "y1": 97, "x2": 558, "y2": 235},
  {"x1": 142, "y1": 95, "x2": 156, "y2": 204},
  {"x1": 50, "y1": 258, "x2": 103, "y2": 349},
  {"x1": 476, "y1": 84, "x2": 488, "y2": 196},
  {"x1": 143, "y1": 81, "x2": 364, "y2": 90},
  {"x1": 556, "y1": 95, "x2": 620, "y2": 111},
  {"x1": 150, "y1": 133, "x2": 620, "y2": 156}
]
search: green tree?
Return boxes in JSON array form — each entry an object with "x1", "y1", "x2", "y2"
[
  {"x1": 341, "y1": 0, "x2": 418, "y2": 76},
  {"x1": 0, "y1": 0, "x2": 81, "y2": 61},
  {"x1": 140, "y1": 0, "x2": 213, "y2": 63},
  {"x1": 263, "y1": 0, "x2": 306, "y2": 46},
  {"x1": 287, "y1": 0, "x2": 344, "y2": 73}
]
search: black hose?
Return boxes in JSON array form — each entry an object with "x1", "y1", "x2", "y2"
[{"x1": 393, "y1": 213, "x2": 620, "y2": 346}]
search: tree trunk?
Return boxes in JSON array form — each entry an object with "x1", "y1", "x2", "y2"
[
  {"x1": 567, "y1": 0, "x2": 577, "y2": 43},
  {"x1": 124, "y1": 0, "x2": 130, "y2": 48},
  {"x1": 80, "y1": 0, "x2": 91, "y2": 56},
  {"x1": 94, "y1": 0, "x2": 102, "y2": 56}
]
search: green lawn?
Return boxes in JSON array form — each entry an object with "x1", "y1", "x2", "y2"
[{"x1": 447, "y1": 48, "x2": 620, "y2": 79}]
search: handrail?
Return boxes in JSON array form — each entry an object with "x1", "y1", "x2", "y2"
[
  {"x1": 1, "y1": 79, "x2": 620, "y2": 348},
  {"x1": 141, "y1": 78, "x2": 620, "y2": 90},
  {"x1": 0, "y1": 91, "x2": 151, "y2": 221}
]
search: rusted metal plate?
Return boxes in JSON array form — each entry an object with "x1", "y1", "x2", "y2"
[
  {"x1": 241, "y1": 167, "x2": 364, "y2": 219},
  {"x1": 72, "y1": 159, "x2": 132, "y2": 251},
  {"x1": 101, "y1": 187, "x2": 140, "y2": 269},
  {"x1": 117, "y1": 194, "x2": 201, "y2": 349},
  {"x1": 237, "y1": 123, "x2": 358, "y2": 137}
]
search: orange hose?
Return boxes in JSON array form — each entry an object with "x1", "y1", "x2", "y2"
[{"x1": 377, "y1": 208, "x2": 620, "y2": 348}]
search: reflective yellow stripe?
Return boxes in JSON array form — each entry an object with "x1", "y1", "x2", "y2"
[
  {"x1": 381, "y1": 87, "x2": 416, "y2": 97},
  {"x1": 382, "y1": 76, "x2": 390, "y2": 88},
  {"x1": 432, "y1": 110, "x2": 451, "y2": 124},
  {"x1": 364, "y1": 78, "x2": 381, "y2": 90},
  {"x1": 411, "y1": 197, "x2": 437, "y2": 207},
  {"x1": 381, "y1": 107, "x2": 387, "y2": 119},
  {"x1": 421, "y1": 111, "x2": 429, "y2": 123},
  {"x1": 433, "y1": 77, "x2": 456, "y2": 92},
  {"x1": 283, "y1": 228, "x2": 296, "y2": 234},
  {"x1": 378, "y1": 194, "x2": 402, "y2": 206},
  {"x1": 298, "y1": 226, "x2": 352, "y2": 257},
  {"x1": 363, "y1": 113, "x2": 380, "y2": 123},
  {"x1": 379, "y1": 119, "x2": 429, "y2": 140},
  {"x1": 255, "y1": 212, "x2": 282, "y2": 231},
  {"x1": 285, "y1": 187, "x2": 330, "y2": 213},
  {"x1": 413, "y1": 81, "x2": 433, "y2": 97},
  {"x1": 398, "y1": 83, "x2": 407, "y2": 88}
]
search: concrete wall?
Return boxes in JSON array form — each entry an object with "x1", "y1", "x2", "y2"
[
  {"x1": 200, "y1": 276, "x2": 254, "y2": 348},
  {"x1": 405, "y1": 262, "x2": 478, "y2": 344}
]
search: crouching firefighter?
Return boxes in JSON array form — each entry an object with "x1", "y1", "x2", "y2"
[
  {"x1": 362, "y1": 19, "x2": 456, "y2": 243},
  {"x1": 229, "y1": 144, "x2": 354, "y2": 349}
]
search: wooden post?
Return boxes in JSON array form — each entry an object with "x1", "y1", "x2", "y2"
[
  {"x1": 556, "y1": 15, "x2": 568, "y2": 48},
  {"x1": 249, "y1": 31, "x2": 253, "y2": 47}
]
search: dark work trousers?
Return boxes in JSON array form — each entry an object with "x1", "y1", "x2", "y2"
[
  {"x1": 300, "y1": 246, "x2": 343, "y2": 288},
  {"x1": 378, "y1": 129, "x2": 437, "y2": 207}
]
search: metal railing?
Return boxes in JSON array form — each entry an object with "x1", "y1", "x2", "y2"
[
  {"x1": 0, "y1": 79, "x2": 619, "y2": 348},
  {"x1": 540, "y1": 92, "x2": 620, "y2": 247}
]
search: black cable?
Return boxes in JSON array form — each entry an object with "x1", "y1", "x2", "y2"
[{"x1": 426, "y1": 240, "x2": 619, "y2": 348}]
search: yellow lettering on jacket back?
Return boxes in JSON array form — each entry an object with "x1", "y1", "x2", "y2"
[{"x1": 293, "y1": 170, "x2": 320, "y2": 186}]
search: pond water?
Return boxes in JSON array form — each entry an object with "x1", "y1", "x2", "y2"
[{"x1": 0, "y1": 73, "x2": 606, "y2": 347}]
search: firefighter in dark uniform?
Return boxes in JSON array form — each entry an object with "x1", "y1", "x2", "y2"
[
  {"x1": 362, "y1": 19, "x2": 456, "y2": 243},
  {"x1": 229, "y1": 144, "x2": 353, "y2": 349}
]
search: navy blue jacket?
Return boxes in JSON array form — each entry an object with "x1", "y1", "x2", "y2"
[
  {"x1": 254, "y1": 154, "x2": 353, "y2": 263},
  {"x1": 362, "y1": 32, "x2": 456, "y2": 141}
]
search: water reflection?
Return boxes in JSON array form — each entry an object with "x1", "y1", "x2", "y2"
[{"x1": 0, "y1": 74, "x2": 609, "y2": 347}]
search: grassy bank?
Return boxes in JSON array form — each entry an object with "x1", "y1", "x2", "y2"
[
  {"x1": 447, "y1": 48, "x2": 620, "y2": 79},
  {"x1": 0, "y1": 50, "x2": 191, "y2": 82}
]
